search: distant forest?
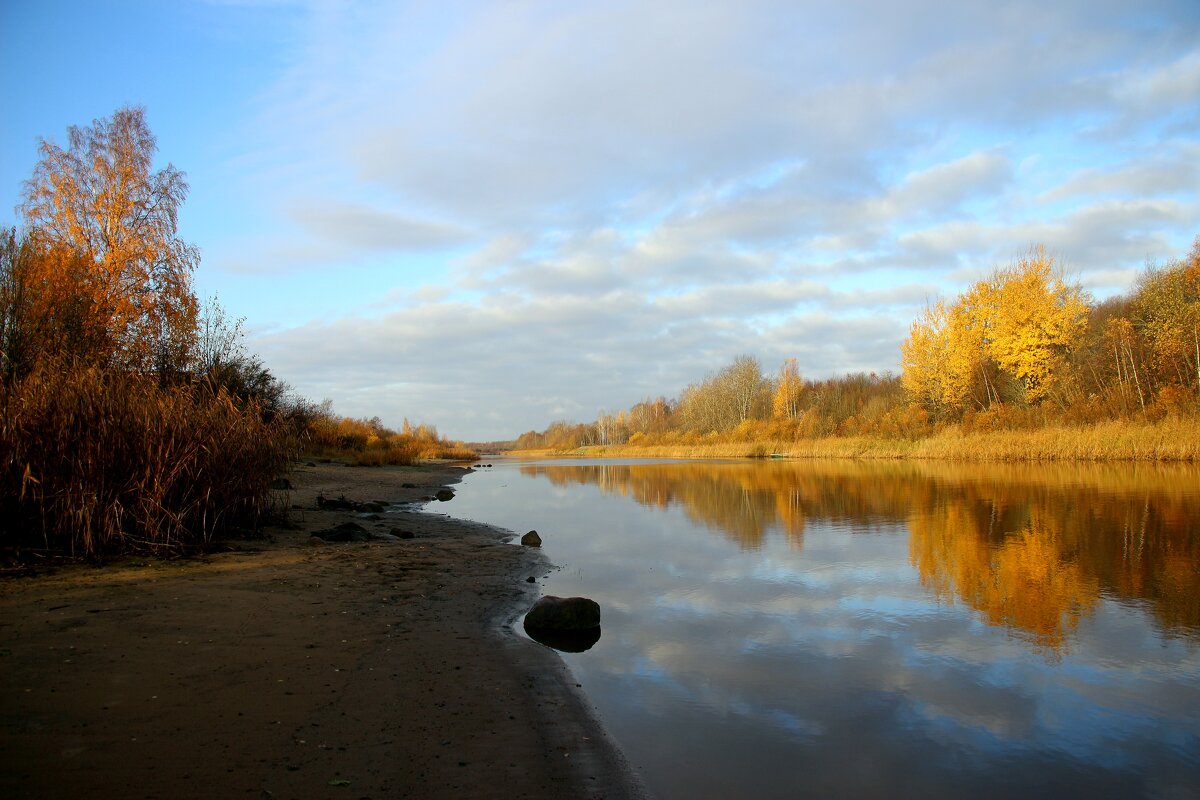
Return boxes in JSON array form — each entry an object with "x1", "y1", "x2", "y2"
[{"x1": 511, "y1": 242, "x2": 1199, "y2": 451}]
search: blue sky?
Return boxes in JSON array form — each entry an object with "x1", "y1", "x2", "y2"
[{"x1": 2, "y1": 0, "x2": 1198, "y2": 441}]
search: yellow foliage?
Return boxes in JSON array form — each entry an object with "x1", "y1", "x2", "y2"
[
  {"x1": 900, "y1": 299, "x2": 950, "y2": 410},
  {"x1": 772, "y1": 357, "x2": 804, "y2": 418},
  {"x1": 981, "y1": 249, "x2": 1087, "y2": 403},
  {"x1": 19, "y1": 107, "x2": 199, "y2": 371},
  {"x1": 901, "y1": 247, "x2": 1087, "y2": 413}
]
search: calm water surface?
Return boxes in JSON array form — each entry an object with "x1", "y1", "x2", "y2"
[{"x1": 445, "y1": 459, "x2": 1200, "y2": 800}]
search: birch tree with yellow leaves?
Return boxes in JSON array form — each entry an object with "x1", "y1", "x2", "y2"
[
  {"x1": 981, "y1": 249, "x2": 1087, "y2": 404},
  {"x1": 19, "y1": 106, "x2": 199, "y2": 372},
  {"x1": 772, "y1": 357, "x2": 804, "y2": 419},
  {"x1": 902, "y1": 249, "x2": 1087, "y2": 414}
]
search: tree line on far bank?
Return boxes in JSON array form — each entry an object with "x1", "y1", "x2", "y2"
[
  {"x1": 1, "y1": 108, "x2": 472, "y2": 559},
  {"x1": 511, "y1": 243, "x2": 1200, "y2": 453}
]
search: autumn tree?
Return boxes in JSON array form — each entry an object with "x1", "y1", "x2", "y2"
[
  {"x1": 1, "y1": 230, "x2": 50, "y2": 379},
  {"x1": 723, "y1": 355, "x2": 770, "y2": 424},
  {"x1": 1131, "y1": 238, "x2": 1200, "y2": 397},
  {"x1": 20, "y1": 106, "x2": 199, "y2": 372},
  {"x1": 902, "y1": 248, "x2": 1087, "y2": 414},
  {"x1": 900, "y1": 299, "x2": 953, "y2": 413},
  {"x1": 772, "y1": 357, "x2": 804, "y2": 419},
  {"x1": 981, "y1": 249, "x2": 1087, "y2": 404},
  {"x1": 676, "y1": 356, "x2": 771, "y2": 432},
  {"x1": 628, "y1": 396, "x2": 672, "y2": 434},
  {"x1": 901, "y1": 296, "x2": 994, "y2": 413}
]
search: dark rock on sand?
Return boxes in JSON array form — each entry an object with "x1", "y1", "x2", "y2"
[
  {"x1": 316, "y1": 495, "x2": 356, "y2": 511},
  {"x1": 390, "y1": 528, "x2": 416, "y2": 540},
  {"x1": 435, "y1": 489, "x2": 455, "y2": 502},
  {"x1": 313, "y1": 522, "x2": 371, "y2": 542},
  {"x1": 524, "y1": 595, "x2": 601, "y2": 631},
  {"x1": 520, "y1": 530, "x2": 542, "y2": 547}
]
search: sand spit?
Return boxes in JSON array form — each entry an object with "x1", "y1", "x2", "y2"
[{"x1": 0, "y1": 462, "x2": 646, "y2": 799}]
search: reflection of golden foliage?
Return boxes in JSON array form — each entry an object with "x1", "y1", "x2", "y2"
[
  {"x1": 989, "y1": 524, "x2": 1097, "y2": 649},
  {"x1": 774, "y1": 488, "x2": 807, "y2": 549},
  {"x1": 525, "y1": 459, "x2": 1200, "y2": 646},
  {"x1": 919, "y1": 517, "x2": 1100, "y2": 654}
]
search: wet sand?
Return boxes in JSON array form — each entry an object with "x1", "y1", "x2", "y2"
[{"x1": 0, "y1": 462, "x2": 646, "y2": 799}]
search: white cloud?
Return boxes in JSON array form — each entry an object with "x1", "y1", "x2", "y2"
[
  {"x1": 1040, "y1": 143, "x2": 1200, "y2": 202},
  {"x1": 218, "y1": 0, "x2": 1200, "y2": 437},
  {"x1": 287, "y1": 200, "x2": 471, "y2": 251}
]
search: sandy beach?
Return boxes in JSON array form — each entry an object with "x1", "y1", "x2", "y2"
[{"x1": 0, "y1": 462, "x2": 646, "y2": 799}]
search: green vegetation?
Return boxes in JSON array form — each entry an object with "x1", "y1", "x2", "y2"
[{"x1": 511, "y1": 244, "x2": 1200, "y2": 461}]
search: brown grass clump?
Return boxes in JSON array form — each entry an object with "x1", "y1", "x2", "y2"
[{"x1": 1, "y1": 362, "x2": 298, "y2": 558}]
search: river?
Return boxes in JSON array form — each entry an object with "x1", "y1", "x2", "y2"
[{"x1": 445, "y1": 458, "x2": 1200, "y2": 800}]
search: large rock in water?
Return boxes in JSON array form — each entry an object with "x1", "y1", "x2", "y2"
[
  {"x1": 524, "y1": 595, "x2": 601, "y2": 631},
  {"x1": 520, "y1": 530, "x2": 542, "y2": 547}
]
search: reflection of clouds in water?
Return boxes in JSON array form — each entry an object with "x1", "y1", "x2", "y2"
[
  {"x1": 447, "y1": 460, "x2": 1200, "y2": 798},
  {"x1": 596, "y1": 560, "x2": 1199, "y2": 787}
]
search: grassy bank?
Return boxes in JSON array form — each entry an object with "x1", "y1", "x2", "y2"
[{"x1": 508, "y1": 417, "x2": 1200, "y2": 462}]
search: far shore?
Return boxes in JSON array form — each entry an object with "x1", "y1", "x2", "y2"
[
  {"x1": 501, "y1": 416, "x2": 1199, "y2": 462},
  {"x1": 0, "y1": 462, "x2": 647, "y2": 800}
]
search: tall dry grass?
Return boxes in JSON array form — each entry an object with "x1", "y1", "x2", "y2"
[
  {"x1": 904, "y1": 417, "x2": 1200, "y2": 461},
  {"x1": 0, "y1": 362, "x2": 299, "y2": 558},
  {"x1": 514, "y1": 417, "x2": 1199, "y2": 462}
]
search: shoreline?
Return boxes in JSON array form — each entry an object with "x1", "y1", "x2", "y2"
[
  {"x1": 0, "y1": 462, "x2": 646, "y2": 799},
  {"x1": 501, "y1": 416, "x2": 1200, "y2": 462}
]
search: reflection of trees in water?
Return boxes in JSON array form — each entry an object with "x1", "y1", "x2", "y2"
[
  {"x1": 908, "y1": 468, "x2": 1200, "y2": 653},
  {"x1": 523, "y1": 461, "x2": 1200, "y2": 651},
  {"x1": 910, "y1": 507, "x2": 1098, "y2": 655}
]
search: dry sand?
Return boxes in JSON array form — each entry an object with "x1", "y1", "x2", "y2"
[{"x1": 0, "y1": 462, "x2": 646, "y2": 799}]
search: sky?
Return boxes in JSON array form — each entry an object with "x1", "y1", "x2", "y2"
[{"x1": 2, "y1": 0, "x2": 1198, "y2": 441}]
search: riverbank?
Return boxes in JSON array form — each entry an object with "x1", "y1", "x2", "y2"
[
  {"x1": 507, "y1": 416, "x2": 1199, "y2": 462},
  {"x1": 0, "y1": 462, "x2": 645, "y2": 799}
]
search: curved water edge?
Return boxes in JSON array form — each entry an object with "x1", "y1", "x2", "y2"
[{"x1": 448, "y1": 457, "x2": 1200, "y2": 800}]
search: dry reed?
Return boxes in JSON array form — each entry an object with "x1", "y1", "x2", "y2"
[
  {"x1": 512, "y1": 417, "x2": 1199, "y2": 463},
  {"x1": 1, "y1": 362, "x2": 299, "y2": 558}
]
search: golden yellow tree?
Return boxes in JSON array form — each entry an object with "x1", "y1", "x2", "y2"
[
  {"x1": 902, "y1": 248, "x2": 1087, "y2": 413},
  {"x1": 901, "y1": 298, "x2": 985, "y2": 412},
  {"x1": 772, "y1": 357, "x2": 804, "y2": 418},
  {"x1": 20, "y1": 106, "x2": 199, "y2": 371},
  {"x1": 981, "y1": 249, "x2": 1087, "y2": 404},
  {"x1": 944, "y1": 294, "x2": 992, "y2": 408},
  {"x1": 901, "y1": 300, "x2": 948, "y2": 411}
]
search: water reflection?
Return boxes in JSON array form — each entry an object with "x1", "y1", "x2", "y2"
[
  {"x1": 521, "y1": 460, "x2": 1200, "y2": 652},
  {"x1": 522, "y1": 620, "x2": 602, "y2": 652},
  {"x1": 448, "y1": 459, "x2": 1200, "y2": 800}
]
